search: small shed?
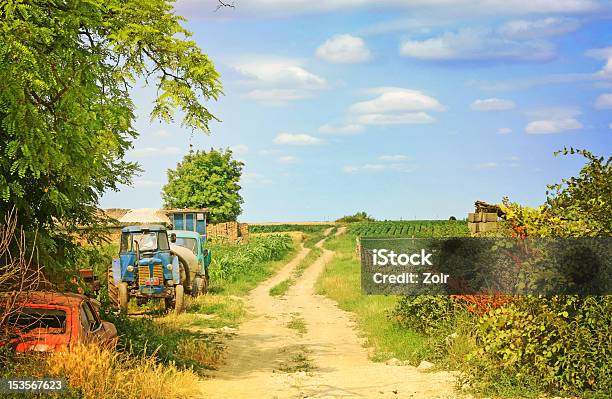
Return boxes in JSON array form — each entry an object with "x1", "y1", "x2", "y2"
[{"x1": 165, "y1": 208, "x2": 209, "y2": 235}]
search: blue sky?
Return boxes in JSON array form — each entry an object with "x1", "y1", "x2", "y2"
[{"x1": 100, "y1": 0, "x2": 612, "y2": 222}]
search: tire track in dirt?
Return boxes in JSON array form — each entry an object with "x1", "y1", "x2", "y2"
[{"x1": 197, "y1": 228, "x2": 462, "y2": 398}]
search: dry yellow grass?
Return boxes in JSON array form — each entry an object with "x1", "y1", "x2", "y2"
[{"x1": 47, "y1": 344, "x2": 201, "y2": 399}]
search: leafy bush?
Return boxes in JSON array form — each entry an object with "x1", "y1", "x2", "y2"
[
  {"x1": 391, "y1": 295, "x2": 456, "y2": 335},
  {"x1": 336, "y1": 211, "x2": 375, "y2": 223},
  {"x1": 467, "y1": 149, "x2": 612, "y2": 397},
  {"x1": 209, "y1": 234, "x2": 293, "y2": 281},
  {"x1": 469, "y1": 295, "x2": 612, "y2": 394}
]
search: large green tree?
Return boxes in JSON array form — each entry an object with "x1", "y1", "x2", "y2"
[
  {"x1": 0, "y1": 1, "x2": 221, "y2": 268},
  {"x1": 163, "y1": 149, "x2": 243, "y2": 224}
]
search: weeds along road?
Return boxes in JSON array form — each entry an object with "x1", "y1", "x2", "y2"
[{"x1": 197, "y1": 227, "x2": 462, "y2": 399}]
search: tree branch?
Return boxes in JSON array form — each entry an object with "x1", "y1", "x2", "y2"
[{"x1": 216, "y1": 0, "x2": 236, "y2": 11}]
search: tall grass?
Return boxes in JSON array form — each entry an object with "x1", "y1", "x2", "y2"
[
  {"x1": 209, "y1": 234, "x2": 293, "y2": 282},
  {"x1": 47, "y1": 344, "x2": 200, "y2": 399}
]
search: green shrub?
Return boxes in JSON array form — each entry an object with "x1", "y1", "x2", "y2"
[
  {"x1": 336, "y1": 211, "x2": 375, "y2": 223},
  {"x1": 391, "y1": 295, "x2": 456, "y2": 335},
  {"x1": 468, "y1": 295, "x2": 612, "y2": 395}
]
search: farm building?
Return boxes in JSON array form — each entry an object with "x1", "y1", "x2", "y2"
[{"x1": 99, "y1": 208, "x2": 248, "y2": 243}]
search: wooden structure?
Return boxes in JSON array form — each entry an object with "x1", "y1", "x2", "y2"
[{"x1": 468, "y1": 201, "x2": 504, "y2": 236}]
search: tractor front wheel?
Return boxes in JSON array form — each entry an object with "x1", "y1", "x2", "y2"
[
  {"x1": 174, "y1": 284, "x2": 184, "y2": 313},
  {"x1": 118, "y1": 282, "x2": 129, "y2": 314}
]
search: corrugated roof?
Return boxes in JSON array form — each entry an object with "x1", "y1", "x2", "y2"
[{"x1": 117, "y1": 208, "x2": 171, "y2": 225}]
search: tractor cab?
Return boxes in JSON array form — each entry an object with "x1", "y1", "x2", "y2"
[{"x1": 166, "y1": 209, "x2": 211, "y2": 296}]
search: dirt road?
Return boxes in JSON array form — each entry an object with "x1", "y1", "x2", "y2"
[{"x1": 198, "y1": 229, "x2": 461, "y2": 398}]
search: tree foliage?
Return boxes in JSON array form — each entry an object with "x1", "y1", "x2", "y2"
[
  {"x1": 468, "y1": 149, "x2": 612, "y2": 395},
  {"x1": 0, "y1": 1, "x2": 221, "y2": 270},
  {"x1": 501, "y1": 148, "x2": 611, "y2": 237},
  {"x1": 336, "y1": 211, "x2": 375, "y2": 223},
  {"x1": 163, "y1": 149, "x2": 243, "y2": 224}
]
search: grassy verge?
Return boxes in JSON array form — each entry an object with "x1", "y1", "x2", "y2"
[
  {"x1": 314, "y1": 233, "x2": 432, "y2": 364},
  {"x1": 269, "y1": 278, "x2": 291, "y2": 296}
]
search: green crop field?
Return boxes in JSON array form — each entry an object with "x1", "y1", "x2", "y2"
[
  {"x1": 347, "y1": 220, "x2": 469, "y2": 237},
  {"x1": 249, "y1": 224, "x2": 334, "y2": 234}
]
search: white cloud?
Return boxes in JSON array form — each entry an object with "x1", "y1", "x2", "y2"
[
  {"x1": 498, "y1": 127, "x2": 513, "y2": 134},
  {"x1": 349, "y1": 88, "x2": 441, "y2": 125},
  {"x1": 316, "y1": 34, "x2": 372, "y2": 64},
  {"x1": 278, "y1": 155, "x2": 299, "y2": 164},
  {"x1": 233, "y1": 57, "x2": 327, "y2": 104},
  {"x1": 505, "y1": 155, "x2": 520, "y2": 161},
  {"x1": 175, "y1": 0, "x2": 602, "y2": 19},
  {"x1": 230, "y1": 144, "x2": 249, "y2": 155},
  {"x1": 587, "y1": 47, "x2": 612, "y2": 80},
  {"x1": 318, "y1": 123, "x2": 365, "y2": 135},
  {"x1": 357, "y1": 112, "x2": 435, "y2": 125},
  {"x1": 130, "y1": 147, "x2": 182, "y2": 158},
  {"x1": 470, "y1": 48, "x2": 612, "y2": 91},
  {"x1": 235, "y1": 57, "x2": 326, "y2": 88},
  {"x1": 525, "y1": 108, "x2": 583, "y2": 134},
  {"x1": 351, "y1": 87, "x2": 443, "y2": 113},
  {"x1": 498, "y1": 17, "x2": 580, "y2": 39},
  {"x1": 273, "y1": 133, "x2": 323, "y2": 145},
  {"x1": 399, "y1": 28, "x2": 555, "y2": 62},
  {"x1": 609, "y1": 123, "x2": 612, "y2": 129},
  {"x1": 595, "y1": 93, "x2": 612, "y2": 109},
  {"x1": 379, "y1": 154, "x2": 408, "y2": 161},
  {"x1": 526, "y1": 118, "x2": 582, "y2": 134},
  {"x1": 471, "y1": 98, "x2": 516, "y2": 111},
  {"x1": 364, "y1": 17, "x2": 450, "y2": 35}
]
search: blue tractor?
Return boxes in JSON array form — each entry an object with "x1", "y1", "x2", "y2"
[{"x1": 108, "y1": 225, "x2": 189, "y2": 313}]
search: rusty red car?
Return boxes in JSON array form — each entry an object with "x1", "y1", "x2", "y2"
[{"x1": 0, "y1": 291, "x2": 118, "y2": 352}]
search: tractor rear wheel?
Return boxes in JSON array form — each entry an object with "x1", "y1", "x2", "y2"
[
  {"x1": 174, "y1": 284, "x2": 184, "y2": 313},
  {"x1": 107, "y1": 267, "x2": 119, "y2": 308},
  {"x1": 118, "y1": 282, "x2": 129, "y2": 314},
  {"x1": 191, "y1": 276, "x2": 207, "y2": 297}
]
